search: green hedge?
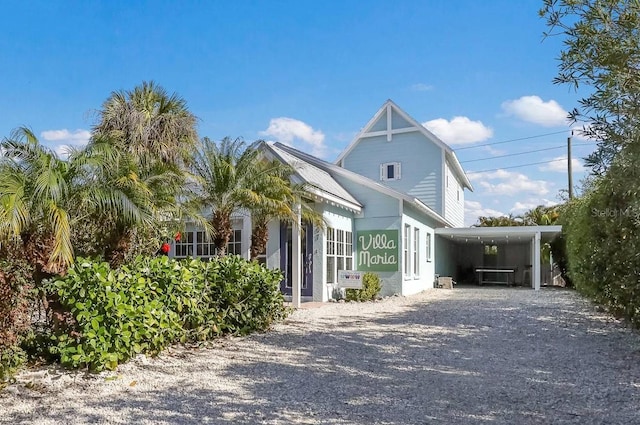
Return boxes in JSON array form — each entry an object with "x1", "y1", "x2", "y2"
[
  {"x1": 46, "y1": 255, "x2": 288, "y2": 371},
  {"x1": 563, "y1": 143, "x2": 640, "y2": 326}
]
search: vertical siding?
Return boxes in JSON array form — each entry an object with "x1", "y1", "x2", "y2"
[
  {"x1": 444, "y1": 161, "x2": 465, "y2": 227},
  {"x1": 341, "y1": 132, "x2": 443, "y2": 214}
]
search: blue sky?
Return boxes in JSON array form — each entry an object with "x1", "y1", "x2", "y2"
[{"x1": 0, "y1": 1, "x2": 594, "y2": 225}]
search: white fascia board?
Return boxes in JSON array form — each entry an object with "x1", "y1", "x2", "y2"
[{"x1": 305, "y1": 186, "x2": 362, "y2": 213}]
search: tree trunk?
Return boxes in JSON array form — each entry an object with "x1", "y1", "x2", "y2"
[
  {"x1": 250, "y1": 219, "x2": 269, "y2": 261},
  {"x1": 212, "y1": 210, "x2": 232, "y2": 256}
]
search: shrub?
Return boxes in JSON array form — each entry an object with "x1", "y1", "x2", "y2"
[
  {"x1": 345, "y1": 272, "x2": 381, "y2": 302},
  {"x1": 0, "y1": 256, "x2": 34, "y2": 385},
  {"x1": 563, "y1": 142, "x2": 640, "y2": 326},
  {"x1": 46, "y1": 255, "x2": 288, "y2": 371}
]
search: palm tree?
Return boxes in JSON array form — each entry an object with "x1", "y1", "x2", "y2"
[
  {"x1": 0, "y1": 127, "x2": 73, "y2": 274},
  {"x1": 90, "y1": 82, "x2": 201, "y2": 264},
  {"x1": 523, "y1": 205, "x2": 560, "y2": 226},
  {"x1": 92, "y1": 81, "x2": 198, "y2": 168},
  {"x1": 475, "y1": 214, "x2": 524, "y2": 227},
  {"x1": 188, "y1": 137, "x2": 264, "y2": 255},
  {"x1": 248, "y1": 159, "x2": 325, "y2": 261}
]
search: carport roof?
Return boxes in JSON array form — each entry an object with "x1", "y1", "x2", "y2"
[{"x1": 435, "y1": 225, "x2": 562, "y2": 244}]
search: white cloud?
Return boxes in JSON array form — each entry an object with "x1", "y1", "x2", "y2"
[
  {"x1": 539, "y1": 155, "x2": 585, "y2": 172},
  {"x1": 260, "y1": 117, "x2": 327, "y2": 158},
  {"x1": 468, "y1": 169, "x2": 551, "y2": 196},
  {"x1": 40, "y1": 129, "x2": 91, "y2": 159},
  {"x1": 411, "y1": 83, "x2": 433, "y2": 92},
  {"x1": 41, "y1": 129, "x2": 91, "y2": 144},
  {"x1": 423, "y1": 116, "x2": 493, "y2": 145},
  {"x1": 501, "y1": 95, "x2": 569, "y2": 127},
  {"x1": 510, "y1": 198, "x2": 559, "y2": 214},
  {"x1": 464, "y1": 200, "x2": 504, "y2": 226}
]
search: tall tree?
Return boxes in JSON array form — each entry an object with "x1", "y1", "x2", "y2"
[
  {"x1": 188, "y1": 137, "x2": 264, "y2": 255},
  {"x1": 248, "y1": 158, "x2": 325, "y2": 261},
  {"x1": 92, "y1": 81, "x2": 198, "y2": 169},
  {"x1": 0, "y1": 129, "x2": 154, "y2": 274},
  {"x1": 541, "y1": 0, "x2": 640, "y2": 174},
  {"x1": 90, "y1": 82, "x2": 200, "y2": 264}
]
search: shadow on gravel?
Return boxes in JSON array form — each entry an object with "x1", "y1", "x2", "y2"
[{"x1": 6, "y1": 290, "x2": 640, "y2": 425}]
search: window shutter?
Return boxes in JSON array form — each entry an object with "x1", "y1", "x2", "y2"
[
  {"x1": 380, "y1": 163, "x2": 385, "y2": 180},
  {"x1": 396, "y1": 162, "x2": 402, "y2": 179}
]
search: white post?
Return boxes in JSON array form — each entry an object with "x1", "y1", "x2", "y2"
[
  {"x1": 533, "y1": 232, "x2": 541, "y2": 291},
  {"x1": 292, "y1": 203, "x2": 302, "y2": 308}
]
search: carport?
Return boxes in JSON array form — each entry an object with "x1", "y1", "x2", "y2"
[{"x1": 434, "y1": 226, "x2": 562, "y2": 290}]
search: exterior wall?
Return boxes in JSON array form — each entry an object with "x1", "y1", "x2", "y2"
[
  {"x1": 444, "y1": 161, "x2": 465, "y2": 228},
  {"x1": 434, "y1": 235, "x2": 458, "y2": 279},
  {"x1": 320, "y1": 205, "x2": 355, "y2": 302},
  {"x1": 341, "y1": 132, "x2": 443, "y2": 214},
  {"x1": 335, "y1": 176, "x2": 403, "y2": 296},
  {"x1": 401, "y1": 203, "x2": 438, "y2": 295}
]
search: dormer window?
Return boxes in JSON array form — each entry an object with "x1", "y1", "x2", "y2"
[{"x1": 380, "y1": 162, "x2": 401, "y2": 181}]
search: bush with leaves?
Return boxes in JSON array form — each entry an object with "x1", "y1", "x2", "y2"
[
  {"x1": 563, "y1": 143, "x2": 640, "y2": 325},
  {"x1": 345, "y1": 273, "x2": 382, "y2": 302},
  {"x1": 0, "y1": 255, "x2": 34, "y2": 385},
  {"x1": 46, "y1": 255, "x2": 288, "y2": 371}
]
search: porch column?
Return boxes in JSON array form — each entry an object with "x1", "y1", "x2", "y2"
[
  {"x1": 533, "y1": 232, "x2": 541, "y2": 291},
  {"x1": 292, "y1": 203, "x2": 302, "y2": 308}
]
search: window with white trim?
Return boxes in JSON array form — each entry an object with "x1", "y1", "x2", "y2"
[
  {"x1": 227, "y1": 229, "x2": 242, "y2": 256},
  {"x1": 403, "y1": 224, "x2": 411, "y2": 276},
  {"x1": 413, "y1": 228, "x2": 420, "y2": 276},
  {"x1": 175, "y1": 231, "x2": 194, "y2": 257},
  {"x1": 380, "y1": 162, "x2": 401, "y2": 181},
  {"x1": 174, "y1": 228, "x2": 243, "y2": 258},
  {"x1": 326, "y1": 227, "x2": 353, "y2": 284},
  {"x1": 426, "y1": 232, "x2": 432, "y2": 262}
]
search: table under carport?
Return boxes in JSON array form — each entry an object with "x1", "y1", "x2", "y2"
[{"x1": 434, "y1": 226, "x2": 562, "y2": 290}]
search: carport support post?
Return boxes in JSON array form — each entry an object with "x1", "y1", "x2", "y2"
[
  {"x1": 292, "y1": 203, "x2": 302, "y2": 308},
  {"x1": 533, "y1": 232, "x2": 541, "y2": 291}
]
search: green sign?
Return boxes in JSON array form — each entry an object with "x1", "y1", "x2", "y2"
[{"x1": 357, "y1": 230, "x2": 398, "y2": 272}]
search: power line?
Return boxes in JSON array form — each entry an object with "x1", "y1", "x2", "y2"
[
  {"x1": 454, "y1": 130, "x2": 570, "y2": 151},
  {"x1": 466, "y1": 158, "x2": 567, "y2": 174},
  {"x1": 460, "y1": 141, "x2": 593, "y2": 164}
]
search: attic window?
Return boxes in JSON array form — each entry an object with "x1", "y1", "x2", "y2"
[{"x1": 380, "y1": 162, "x2": 401, "y2": 181}]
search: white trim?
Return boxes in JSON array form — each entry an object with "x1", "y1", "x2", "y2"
[
  {"x1": 360, "y1": 127, "x2": 420, "y2": 138},
  {"x1": 386, "y1": 103, "x2": 392, "y2": 142}
]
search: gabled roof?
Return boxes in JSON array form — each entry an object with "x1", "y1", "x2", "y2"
[
  {"x1": 335, "y1": 99, "x2": 473, "y2": 191},
  {"x1": 259, "y1": 142, "x2": 363, "y2": 213},
  {"x1": 271, "y1": 142, "x2": 454, "y2": 227}
]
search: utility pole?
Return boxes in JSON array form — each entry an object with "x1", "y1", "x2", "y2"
[{"x1": 568, "y1": 131, "x2": 573, "y2": 199}]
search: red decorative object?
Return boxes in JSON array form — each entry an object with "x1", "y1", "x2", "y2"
[
  {"x1": 174, "y1": 232, "x2": 181, "y2": 242},
  {"x1": 160, "y1": 243, "x2": 170, "y2": 254}
]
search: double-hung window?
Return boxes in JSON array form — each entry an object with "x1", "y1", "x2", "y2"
[
  {"x1": 413, "y1": 228, "x2": 420, "y2": 276},
  {"x1": 326, "y1": 227, "x2": 353, "y2": 283},
  {"x1": 403, "y1": 224, "x2": 411, "y2": 276}
]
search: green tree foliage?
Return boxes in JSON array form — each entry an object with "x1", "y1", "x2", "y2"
[
  {"x1": 541, "y1": 0, "x2": 640, "y2": 174},
  {"x1": 92, "y1": 80, "x2": 198, "y2": 169},
  {"x1": 543, "y1": 1, "x2": 640, "y2": 322}
]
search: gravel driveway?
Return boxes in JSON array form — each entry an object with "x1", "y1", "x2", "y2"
[{"x1": 2, "y1": 287, "x2": 640, "y2": 424}]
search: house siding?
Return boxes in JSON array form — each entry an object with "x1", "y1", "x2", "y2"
[
  {"x1": 444, "y1": 161, "x2": 465, "y2": 227},
  {"x1": 401, "y1": 202, "x2": 438, "y2": 295},
  {"x1": 341, "y1": 132, "x2": 443, "y2": 214}
]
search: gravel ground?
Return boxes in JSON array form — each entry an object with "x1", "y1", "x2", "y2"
[{"x1": 2, "y1": 287, "x2": 640, "y2": 424}]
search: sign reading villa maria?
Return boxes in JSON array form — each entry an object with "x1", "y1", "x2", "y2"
[{"x1": 357, "y1": 230, "x2": 398, "y2": 272}]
